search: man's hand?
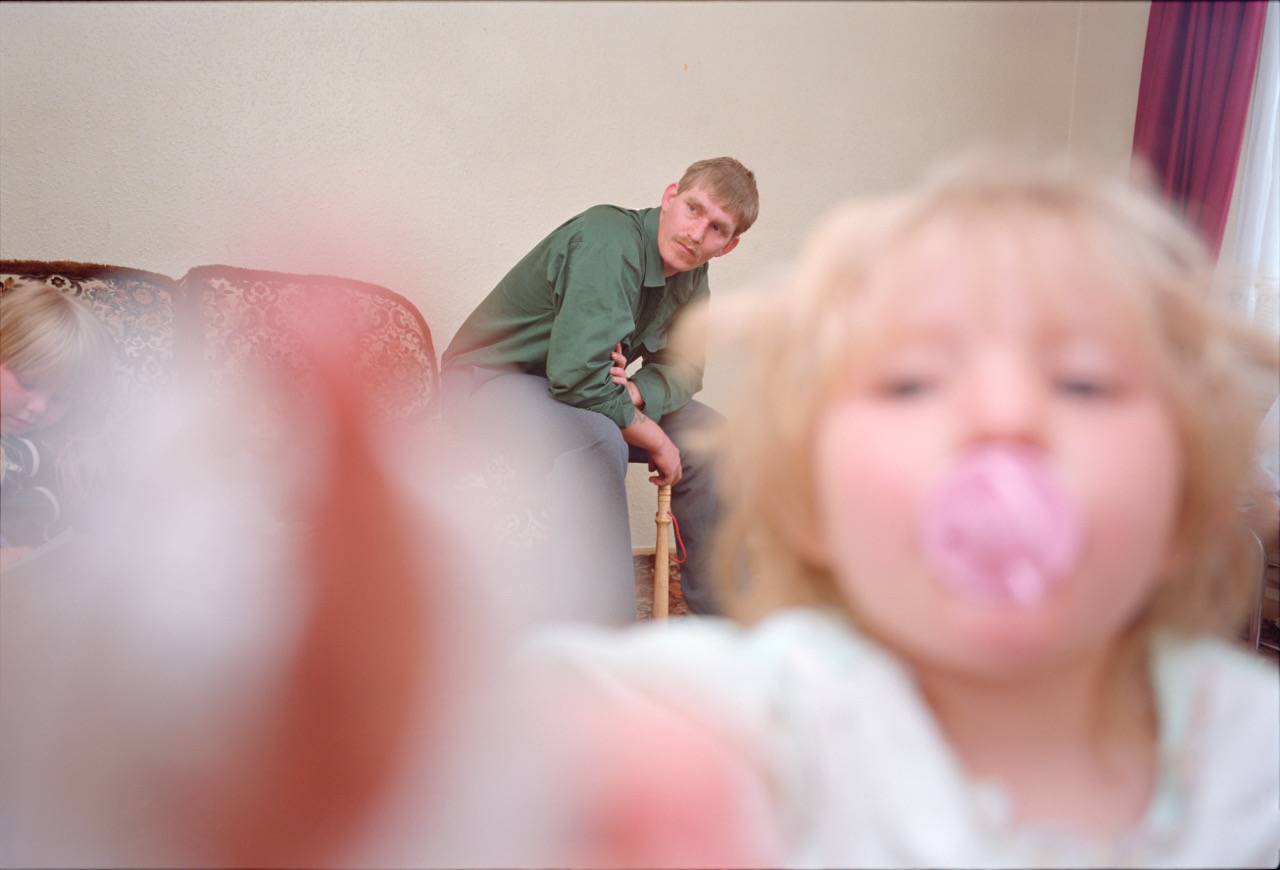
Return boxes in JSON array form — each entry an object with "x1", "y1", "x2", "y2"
[
  {"x1": 620, "y1": 410, "x2": 681, "y2": 487},
  {"x1": 610, "y1": 344, "x2": 644, "y2": 410}
]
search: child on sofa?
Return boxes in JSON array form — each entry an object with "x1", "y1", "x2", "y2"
[
  {"x1": 522, "y1": 156, "x2": 1280, "y2": 867},
  {"x1": 1, "y1": 282, "x2": 115, "y2": 568}
]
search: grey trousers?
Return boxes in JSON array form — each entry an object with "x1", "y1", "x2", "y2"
[{"x1": 442, "y1": 368, "x2": 725, "y2": 622}]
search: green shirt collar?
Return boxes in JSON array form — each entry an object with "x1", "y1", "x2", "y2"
[{"x1": 641, "y1": 207, "x2": 668, "y2": 289}]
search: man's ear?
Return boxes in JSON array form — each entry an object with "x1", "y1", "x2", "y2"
[
  {"x1": 661, "y1": 182, "x2": 679, "y2": 209},
  {"x1": 714, "y1": 236, "x2": 741, "y2": 258}
]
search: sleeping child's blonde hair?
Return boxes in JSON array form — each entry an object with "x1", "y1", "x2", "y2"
[
  {"x1": 705, "y1": 155, "x2": 1278, "y2": 647},
  {"x1": 1, "y1": 282, "x2": 117, "y2": 504},
  {"x1": 1, "y1": 282, "x2": 116, "y2": 417}
]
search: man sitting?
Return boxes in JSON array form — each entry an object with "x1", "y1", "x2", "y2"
[{"x1": 442, "y1": 157, "x2": 759, "y2": 620}]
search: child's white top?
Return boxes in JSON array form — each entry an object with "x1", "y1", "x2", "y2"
[{"x1": 528, "y1": 609, "x2": 1280, "y2": 869}]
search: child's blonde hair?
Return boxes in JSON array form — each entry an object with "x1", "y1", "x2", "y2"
[
  {"x1": 1, "y1": 282, "x2": 116, "y2": 416},
  {"x1": 1, "y1": 282, "x2": 117, "y2": 505},
  {"x1": 709, "y1": 155, "x2": 1278, "y2": 647}
]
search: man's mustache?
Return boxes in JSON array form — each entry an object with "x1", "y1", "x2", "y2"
[{"x1": 676, "y1": 236, "x2": 700, "y2": 257}]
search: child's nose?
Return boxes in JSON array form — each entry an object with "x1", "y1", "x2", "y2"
[
  {"x1": 961, "y1": 355, "x2": 1047, "y2": 446},
  {"x1": 25, "y1": 391, "x2": 50, "y2": 415}
]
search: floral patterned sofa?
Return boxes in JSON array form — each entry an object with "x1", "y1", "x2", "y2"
[
  {"x1": 1, "y1": 258, "x2": 441, "y2": 555},
  {"x1": 0, "y1": 260, "x2": 440, "y2": 428}
]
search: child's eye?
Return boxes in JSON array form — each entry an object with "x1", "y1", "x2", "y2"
[
  {"x1": 1054, "y1": 377, "x2": 1112, "y2": 398},
  {"x1": 1051, "y1": 341, "x2": 1124, "y2": 400},
  {"x1": 878, "y1": 378, "x2": 936, "y2": 399}
]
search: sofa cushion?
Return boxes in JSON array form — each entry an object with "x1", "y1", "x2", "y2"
[
  {"x1": 0, "y1": 261, "x2": 180, "y2": 417},
  {"x1": 179, "y1": 265, "x2": 439, "y2": 422}
]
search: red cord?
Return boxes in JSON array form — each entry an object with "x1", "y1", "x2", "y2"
[{"x1": 668, "y1": 509, "x2": 687, "y2": 565}]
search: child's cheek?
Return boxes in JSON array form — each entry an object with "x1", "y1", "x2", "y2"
[
  {"x1": 1060, "y1": 404, "x2": 1185, "y2": 608},
  {"x1": 0, "y1": 371, "x2": 23, "y2": 413},
  {"x1": 814, "y1": 404, "x2": 933, "y2": 583},
  {"x1": 37, "y1": 402, "x2": 70, "y2": 429}
]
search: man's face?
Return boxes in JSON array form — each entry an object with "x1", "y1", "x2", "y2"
[{"x1": 656, "y1": 183, "x2": 741, "y2": 277}]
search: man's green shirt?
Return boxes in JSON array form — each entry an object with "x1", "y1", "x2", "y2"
[{"x1": 442, "y1": 205, "x2": 708, "y2": 428}]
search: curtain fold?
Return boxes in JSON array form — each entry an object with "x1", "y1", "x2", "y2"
[
  {"x1": 1216, "y1": 2, "x2": 1280, "y2": 504},
  {"x1": 1220, "y1": 2, "x2": 1279, "y2": 332},
  {"x1": 1132, "y1": 0, "x2": 1268, "y2": 255}
]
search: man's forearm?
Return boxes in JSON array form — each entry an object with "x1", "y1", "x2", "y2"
[
  {"x1": 620, "y1": 410, "x2": 666, "y2": 454},
  {"x1": 621, "y1": 410, "x2": 681, "y2": 486}
]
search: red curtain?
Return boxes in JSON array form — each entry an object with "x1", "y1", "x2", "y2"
[{"x1": 1132, "y1": 0, "x2": 1267, "y2": 255}]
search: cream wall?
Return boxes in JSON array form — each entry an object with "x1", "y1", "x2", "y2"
[{"x1": 0, "y1": 1, "x2": 1150, "y2": 547}]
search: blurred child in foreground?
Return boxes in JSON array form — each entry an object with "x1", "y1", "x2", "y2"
[{"x1": 525, "y1": 155, "x2": 1280, "y2": 867}]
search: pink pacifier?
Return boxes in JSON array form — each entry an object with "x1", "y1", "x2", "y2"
[{"x1": 921, "y1": 444, "x2": 1082, "y2": 606}]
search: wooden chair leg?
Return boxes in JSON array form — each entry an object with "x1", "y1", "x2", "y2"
[{"x1": 653, "y1": 485, "x2": 671, "y2": 620}]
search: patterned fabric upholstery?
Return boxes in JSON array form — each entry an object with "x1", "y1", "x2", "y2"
[
  {"x1": 0, "y1": 261, "x2": 440, "y2": 423},
  {"x1": 179, "y1": 265, "x2": 439, "y2": 422},
  {"x1": 1, "y1": 259, "x2": 442, "y2": 547},
  {"x1": 0, "y1": 261, "x2": 180, "y2": 418}
]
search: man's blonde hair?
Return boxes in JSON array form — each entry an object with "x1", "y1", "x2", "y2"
[
  {"x1": 677, "y1": 157, "x2": 759, "y2": 237},
  {"x1": 706, "y1": 156, "x2": 1277, "y2": 650}
]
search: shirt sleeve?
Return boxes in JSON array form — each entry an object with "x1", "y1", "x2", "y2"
[
  {"x1": 629, "y1": 280, "x2": 709, "y2": 420},
  {"x1": 543, "y1": 222, "x2": 641, "y2": 428}
]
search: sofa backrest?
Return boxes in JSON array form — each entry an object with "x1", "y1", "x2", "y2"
[
  {"x1": 179, "y1": 265, "x2": 439, "y2": 423},
  {"x1": 2, "y1": 259, "x2": 440, "y2": 425}
]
